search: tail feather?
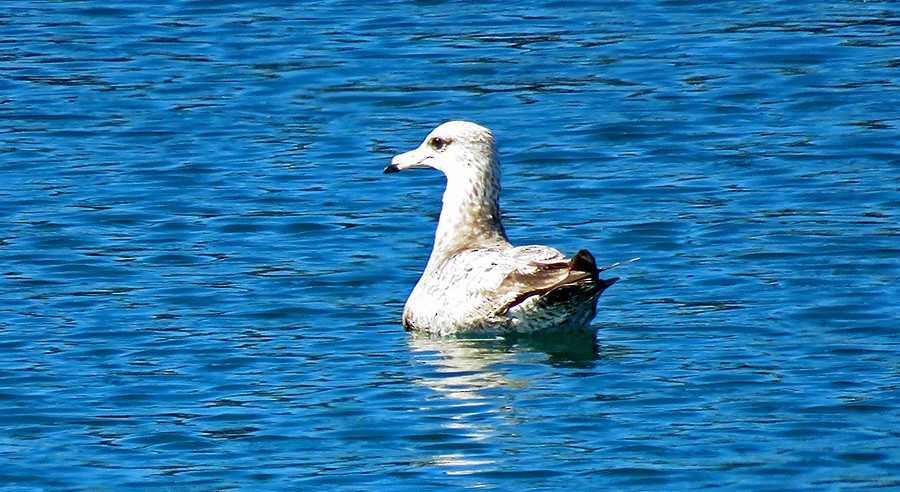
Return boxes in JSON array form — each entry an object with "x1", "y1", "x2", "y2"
[
  {"x1": 598, "y1": 276, "x2": 619, "y2": 292},
  {"x1": 597, "y1": 256, "x2": 640, "y2": 274}
]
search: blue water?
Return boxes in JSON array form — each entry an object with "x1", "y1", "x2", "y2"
[{"x1": 2, "y1": 0, "x2": 899, "y2": 489}]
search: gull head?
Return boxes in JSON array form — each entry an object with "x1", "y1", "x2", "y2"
[{"x1": 384, "y1": 121, "x2": 497, "y2": 176}]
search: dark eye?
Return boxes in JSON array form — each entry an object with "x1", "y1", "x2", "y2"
[{"x1": 430, "y1": 137, "x2": 448, "y2": 150}]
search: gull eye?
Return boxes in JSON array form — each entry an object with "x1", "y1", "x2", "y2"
[{"x1": 430, "y1": 137, "x2": 448, "y2": 151}]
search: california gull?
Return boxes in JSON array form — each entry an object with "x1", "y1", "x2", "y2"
[{"x1": 384, "y1": 121, "x2": 630, "y2": 336}]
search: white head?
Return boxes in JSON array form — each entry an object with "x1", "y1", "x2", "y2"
[
  {"x1": 384, "y1": 120, "x2": 509, "y2": 254},
  {"x1": 384, "y1": 121, "x2": 497, "y2": 176}
]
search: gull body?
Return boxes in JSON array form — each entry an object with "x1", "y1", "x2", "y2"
[{"x1": 385, "y1": 121, "x2": 620, "y2": 336}]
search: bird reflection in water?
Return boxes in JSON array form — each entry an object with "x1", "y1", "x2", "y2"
[{"x1": 405, "y1": 332, "x2": 617, "y2": 474}]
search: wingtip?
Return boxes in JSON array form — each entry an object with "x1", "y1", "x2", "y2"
[{"x1": 569, "y1": 249, "x2": 598, "y2": 273}]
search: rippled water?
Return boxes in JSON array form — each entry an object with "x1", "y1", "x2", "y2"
[{"x1": 2, "y1": 1, "x2": 899, "y2": 489}]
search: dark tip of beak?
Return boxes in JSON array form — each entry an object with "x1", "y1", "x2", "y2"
[{"x1": 383, "y1": 163, "x2": 400, "y2": 174}]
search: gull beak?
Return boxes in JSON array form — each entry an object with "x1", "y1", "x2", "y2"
[{"x1": 384, "y1": 146, "x2": 433, "y2": 174}]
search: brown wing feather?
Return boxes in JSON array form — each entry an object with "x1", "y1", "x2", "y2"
[{"x1": 491, "y1": 249, "x2": 600, "y2": 316}]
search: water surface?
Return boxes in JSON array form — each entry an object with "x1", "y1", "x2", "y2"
[{"x1": 1, "y1": 1, "x2": 899, "y2": 490}]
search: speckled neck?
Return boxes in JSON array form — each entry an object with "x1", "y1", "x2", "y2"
[{"x1": 426, "y1": 157, "x2": 509, "y2": 271}]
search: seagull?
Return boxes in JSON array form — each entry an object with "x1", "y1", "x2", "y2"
[{"x1": 384, "y1": 121, "x2": 630, "y2": 336}]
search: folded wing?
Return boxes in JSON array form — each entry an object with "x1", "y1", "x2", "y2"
[{"x1": 492, "y1": 248, "x2": 613, "y2": 317}]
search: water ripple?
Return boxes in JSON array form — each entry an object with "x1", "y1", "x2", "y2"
[{"x1": 1, "y1": 0, "x2": 898, "y2": 489}]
